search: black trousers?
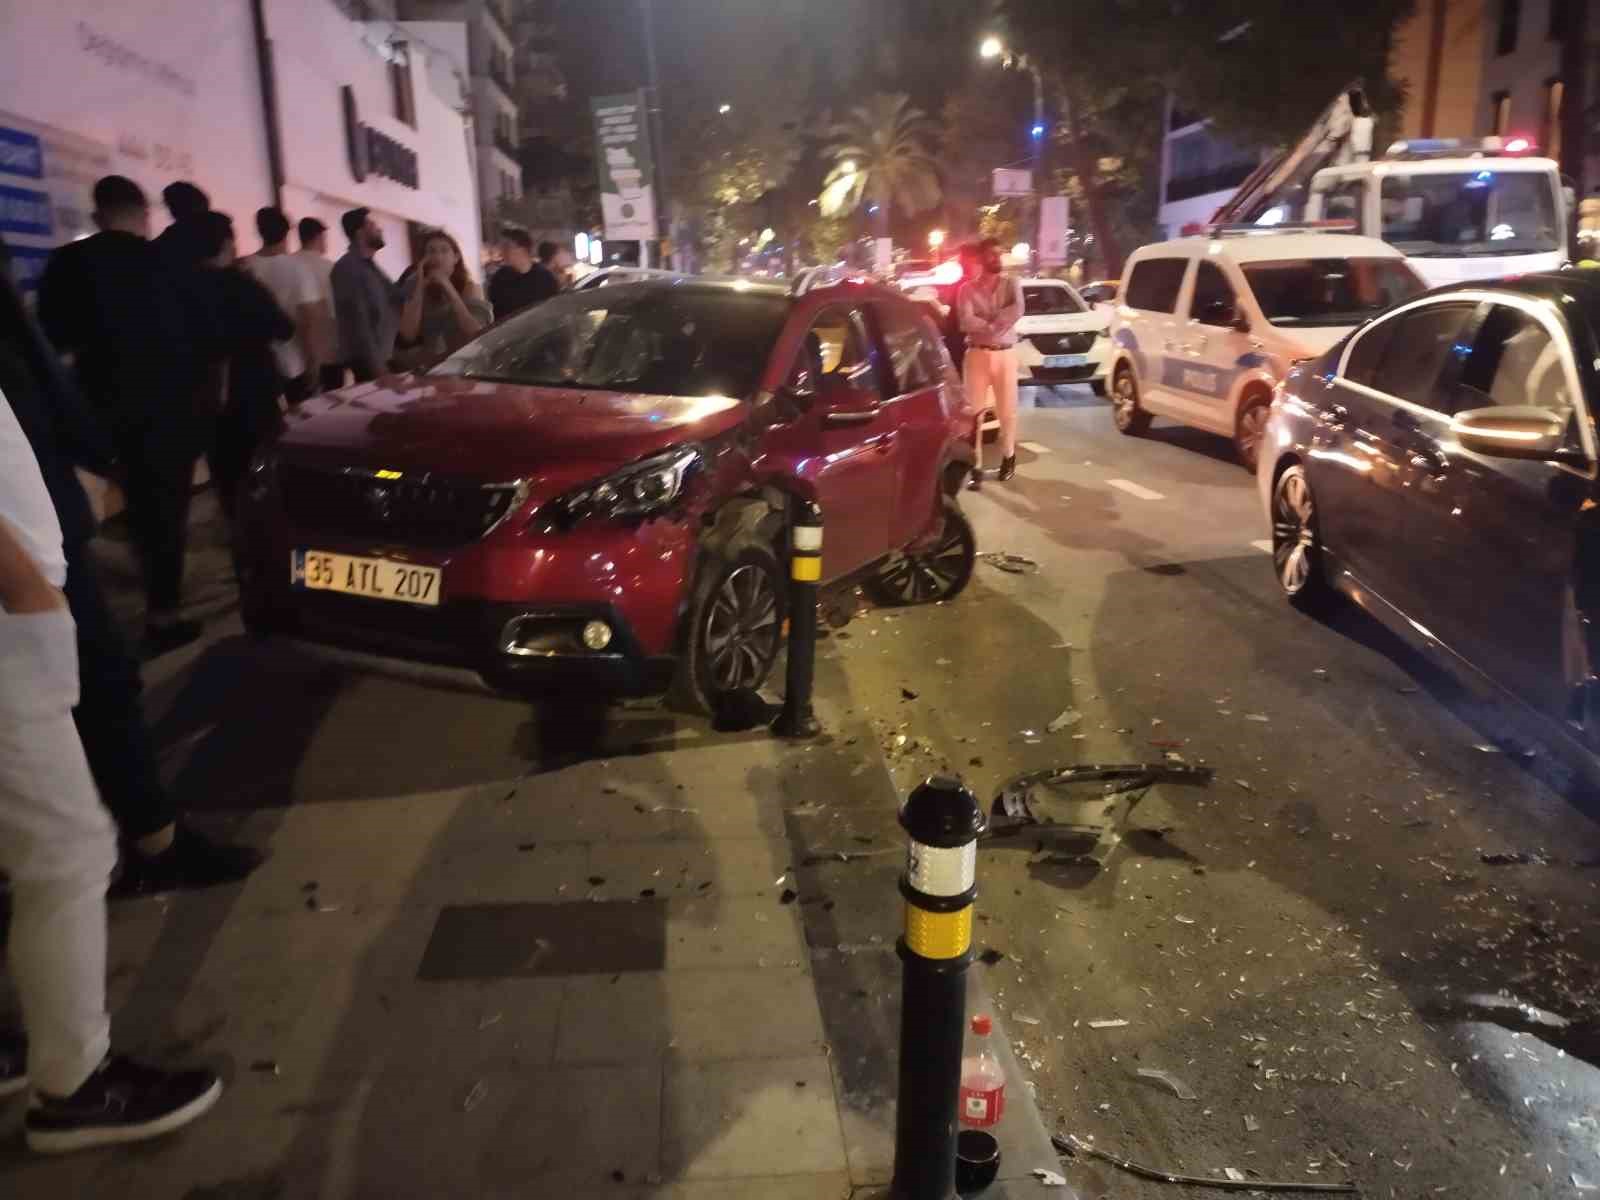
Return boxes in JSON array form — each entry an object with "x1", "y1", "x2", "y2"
[
  {"x1": 64, "y1": 538, "x2": 175, "y2": 840},
  {"x1": 119, "y1": 441, "x2": 195, "y2": 616}
]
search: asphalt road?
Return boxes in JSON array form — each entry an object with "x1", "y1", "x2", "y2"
[{"x1": 827, "y1": 382, "x2": 1600, "y2": 1198}]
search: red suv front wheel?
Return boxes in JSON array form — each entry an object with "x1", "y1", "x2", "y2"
[{"x1": 680, "y1": 533, "x2": 787, "y2": 712}]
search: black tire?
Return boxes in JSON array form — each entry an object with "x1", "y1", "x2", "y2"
[
  {"x1": 1271, "y1": 464, "x2": 1337, "y2": 615},
  {"x1": 865, "y1": 498, "x2": 976, "y2": 607},
  {"x1": 1089, "y1": 379, "x2": 1107, "y2": 397},
  {"x1": 1111, "y1": 367, "x2": 1151, "y2": 435},
  {"x1": 1235, "y1": 392, "x2": 1272, "y2": 472},
  {"x1": 678, "y1": 536, "x2": 786, "y2": 714}
]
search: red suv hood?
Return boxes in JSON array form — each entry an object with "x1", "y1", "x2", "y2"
[{"x1": 275, "y1": 374, "x2": 748, "y2": 485}]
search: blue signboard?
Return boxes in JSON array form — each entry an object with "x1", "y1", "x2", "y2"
[
  {"x1": 8, "y1": 244, "x2": 51, "y2": 293},
  {"x1": 0, "y1": 127, "x2": 44, "y2": 180},
  {"x1": 0, "y1": 182, "x2": 51, "y2": 237}
]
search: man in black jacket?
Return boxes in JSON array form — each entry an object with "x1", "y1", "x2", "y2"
[
  {"x1": 37, "y1": 176, "x2": 210, "y2": 658},
  {"x1": 1, "y1": 234, "x2": 263, "y2": 895}
]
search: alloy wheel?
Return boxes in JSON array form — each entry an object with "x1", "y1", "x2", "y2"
[
  {"x1": 1112, "y1": 373, "x2": 1137, "y2": 429},
  {"x1": 1272, "y1": 469, "x2": 1317, "y2": 596},
  {"x1": 701, "y1": 564, "x2": 781, "y2": 692},
  {"x1": 875, "y1": 513, "x2": 974, "y2": 604},
  {"x1": 1237, "y1": 403, "x2": 1270, "y2": 470}
]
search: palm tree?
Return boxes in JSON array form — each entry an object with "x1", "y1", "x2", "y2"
[{"x1": 820, "y1": 93, "x2": 943, "y2": 239}]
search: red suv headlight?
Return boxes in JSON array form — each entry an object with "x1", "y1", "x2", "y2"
[{"x1": 544, "y1": 446, "x2": 704, "y2": 527}]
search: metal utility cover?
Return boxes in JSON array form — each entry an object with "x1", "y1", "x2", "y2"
[{"x1": 417, "y1": 900, "x2": 667, "y2": 980}]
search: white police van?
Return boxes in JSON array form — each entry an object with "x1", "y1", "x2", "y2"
[{"x1": 1105, "y1": 226, "x2": 1425, "y2": 469}]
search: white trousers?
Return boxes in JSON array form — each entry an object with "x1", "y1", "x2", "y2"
[
  {"x1": 964, "y1": 347, "x2": 1019, "y2": 460},
  {"x1": 0, "y1": 606, "x2": 115, "y2": 1097}
]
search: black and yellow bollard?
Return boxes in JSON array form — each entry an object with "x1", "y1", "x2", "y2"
[
  {"x1": 891, "y1": 777, "x2": 986, "y2": 1199},
  {"x1": 774, "y1": 499, "x2": 822, "y2": 739}
]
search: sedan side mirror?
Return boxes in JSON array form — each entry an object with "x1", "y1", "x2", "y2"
[{"x1": 1453, "y1": 405, "x2": 1585, "y2": 464}]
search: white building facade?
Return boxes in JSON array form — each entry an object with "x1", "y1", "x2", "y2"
[{"x1": 0, "y1": 0, "x2": 480, "y2": 288}]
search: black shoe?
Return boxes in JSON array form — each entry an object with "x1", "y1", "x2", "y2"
[
  {"x1": 968, "y1": 469, "x2": 984, "y2": 492},
  {"x1": 25, "y1": 1056, "x2": 220, "y2": 1153},
  {"x1": 998, "y1": 455, "x2": 1017, "y2": 482},
  {"x1": 0, "y1": 1032, "x2": 26, "y2": 1100},
  {"x1": 110, "y1": 826, "x2": 267, "y2": 899},
  {"x1": 141, "y1": 619, "x2": 203, "y2": 660}
]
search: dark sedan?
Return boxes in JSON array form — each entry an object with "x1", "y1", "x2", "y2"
[{"x1": 1259, "y1": 271, "x2": 1600, "y2": 759}]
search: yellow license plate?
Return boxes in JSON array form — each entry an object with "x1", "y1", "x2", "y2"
[{"x1": 293, "y1": 550, "x2": 441, "y2": 607}]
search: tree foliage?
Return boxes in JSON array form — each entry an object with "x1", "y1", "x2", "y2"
[{"x1": 820, "y1": 93, "x2": 944, "y2": 232}]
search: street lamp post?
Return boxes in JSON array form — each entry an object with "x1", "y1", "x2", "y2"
[{"x1": 981, "y1": 36, "x2": 1047, "y2": 273}]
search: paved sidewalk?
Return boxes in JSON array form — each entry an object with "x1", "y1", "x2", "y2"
[{"x1": 0, "y1": 503, "x2": 1065, "y2": 1196}]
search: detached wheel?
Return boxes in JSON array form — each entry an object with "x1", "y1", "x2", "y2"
[
  {"x1": 1271, "y1": 464, "x2": 1335, "y2": 615},
  {"x1": 1111, "y1": 367, "x2": 1151, "y2": 435},
  {"x1": 1235, "y1": 392, "x2": 1271, "y2": 472},
  {"x1": 866, "y1": 498, "x2": 976, "y2": 607},
  {"x1": 680, "y1": 538, "x2": 785, "y2": 713}
]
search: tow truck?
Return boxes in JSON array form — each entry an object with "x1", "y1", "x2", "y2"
[{"x1": 1204, "y1": 86, "x2": 1572, "y2": 287}]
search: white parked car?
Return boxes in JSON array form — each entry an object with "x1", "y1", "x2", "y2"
[
  {"x1": 1014, "y1": 277, "x2": 1111, "y2": 394},
  {"x1": 1105, "y1": 229, "x2": 1425, "y2": 469}
]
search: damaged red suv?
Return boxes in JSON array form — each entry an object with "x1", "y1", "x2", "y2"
[{"x1": 236, "y1": 275, "x2": 976, "y2": 709}]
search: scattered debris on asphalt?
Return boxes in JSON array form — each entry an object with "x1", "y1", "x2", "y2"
[
  {"x1": 978, "y1": 948, "x2": 1007, "y2": 966},
  {"x1": 800, "y1": 848, "x2": 898, "y2": 866},
  {"x1": 1053, "y1": 1133, "x2": 1357, "y2": 1193},
  {"x1": 461, "y1": 1080, "x2": 489, "y2": 1112},
  {"x1": 992, "y1": 762, "x2": 1214, "y2": 829},
  {"x1": 249, "y1": 1060, "x2": 279, "y2": 1076},
  {"x1": 1046, "y1": 708, "x2": 1083, "y2": 733},
  {"x1": 1087, "y1": 1018, "x2": 1129, "y2": 1029},
  {"x1": 1014, "y1": 1014, "x2": 1042, "y2": 1026},
  {"x1": 1135, "y1": 1068, "x2": 1197, "y2": 1100},
  {"x1": 517, "y1": 842, "x2": 537, "y2": 852},
  {"x1": 1234, "y1": 779, "x2": 1254, "y2": 792},
  {"x1": 780, "y1": 888, "x2": 798, "y2": 905},
  {"x1": 1244, "y1": 713, "x2": 1270, "y2": 723},
  {"x1": 1243, "y1": 1115, "x2": 1261, "y2": 1132},
  {"x1": 1032, "y1": 1168, "x2": 1068, "y2": 1186},
  {"x1": 1479, "y1": 849, "x2": 1553, "y2": 866},
  {"x1": 1312, "y1": 668, "x2": 1329, "y2": 681},
  {"x1": 901, "y1": 687, "x2": 919, "y2": 701},
  {"x1": 982, "y1": 552, "x2": 1039, "y2": 574}
]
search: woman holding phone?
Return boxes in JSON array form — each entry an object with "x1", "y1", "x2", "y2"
[{"x1": 395, "y1": 228, "x2": 492, "y2": 369}]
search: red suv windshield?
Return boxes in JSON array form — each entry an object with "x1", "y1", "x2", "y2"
[{"x1": 430, "y1": 283, "x2": 790, "y2": 398}]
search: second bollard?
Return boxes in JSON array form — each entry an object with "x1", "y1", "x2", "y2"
[
  {"x1": 891, "y1": 777, "x2": 987, "y2": 1199},
  {"x1": 774, "y1": 499, "x2": 822, "y2": 739}
]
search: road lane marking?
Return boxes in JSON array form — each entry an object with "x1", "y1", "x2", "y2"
[
  {"x1": 1251, "y1": 539, "x2": 1273, "y2": 554},
  {"x1": 1020, "y1": 441, "x2": 1052, "y2": 454},
  {"x1": 1107, "y1": 479, "x2": 1165, "y2": 501}
]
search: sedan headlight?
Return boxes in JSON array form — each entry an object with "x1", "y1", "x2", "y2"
[{"x1": 548, "y1": 446, "x2": 704, "y2": 525}]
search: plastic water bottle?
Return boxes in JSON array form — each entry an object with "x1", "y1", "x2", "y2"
[{"x1": 959, "y1": 1013, "x2": 1006, "y2": 1128}]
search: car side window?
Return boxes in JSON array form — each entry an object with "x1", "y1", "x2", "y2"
[
  {"x1": 1321, "y1": 180, "x2": 1366, "y2": 229},
  {"x1": 1366, "y1": 302, "x2": 1478, "y2": 412},
  {"x1": 1123, "y1": 259, "x2": 1187, "y2": 313},
  {"x1": 1343, "y1": 317, "x2": 1398, "y2": 387},
  {"x1": 1453, "y1": 303, "x2": 1578, "y2": 436},
  {"x1": 787, "y1": 307, "x2": 869, "y2": 398},
  {"x1": 872, "y1": 302, "x2": 941, "y2": 395},
  {"x1": 1190, "y1": 262, "x2": 1238, "y2": 327}
]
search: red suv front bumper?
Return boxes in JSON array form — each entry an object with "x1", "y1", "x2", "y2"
[{"x1": 236, "y1": 460, "x2": 700, "y2": 697}]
